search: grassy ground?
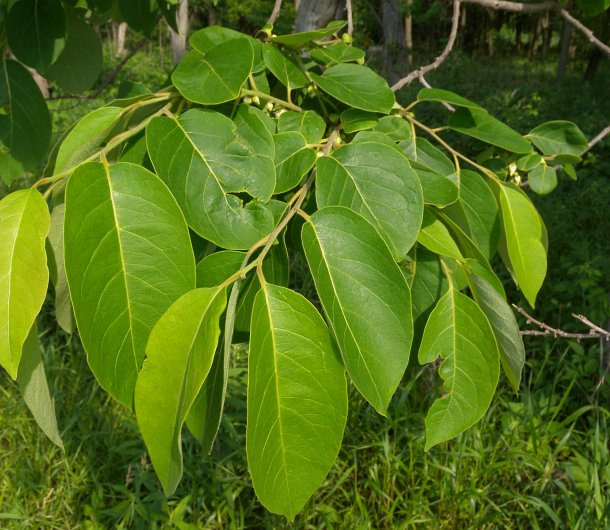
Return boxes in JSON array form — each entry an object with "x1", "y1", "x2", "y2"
[{"x1": 1, "y1": 48, "x2": 610, "y2": 528}]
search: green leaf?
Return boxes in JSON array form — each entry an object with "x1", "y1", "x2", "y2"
[
  {"x1": 340, "y1": 108, "x2": 379, "y2": 134},
  {"x1": 146, "y1": 108, "x2": 276, "y2": 250},
  {"x1": 563, "y1": 163, "x2": 577, "y2": 180},
  {"x1": 466, "y1": 271, "x2": 524, "y2": 391},
  {"x1": 270, "y1": 20, "x2": 347, "y2": 48},
  {"x1": 449, "y1": 108, "x2": 532, "y2": 154},
  {"x1": 54, "y1": 107, "x2": 124, "y2": 174},
  {"x1": 190, "y1": 25, "x2": 248, "y2": 51},
  {"x1": 528, "y1": 121, "x2": 587, "y2": 157},
  {"x1": 17, "y1": 321, "x2": 63, "y2": 449},
  {"x1": 417, "y1": 208, "x2": 463, "y2": 260},
  {"x1": 302, "y1": 207, "x2": 413, "y2": 413},
  {"x1": 528, "y1": 163, "x2": 557, "y2": 195},
  {"x1": 445, "y1": 170, "x2": 500, "y2": 260},
  {"x1": 578, "y1": 0, "x2": 610, "y2": 17},
  {"x1": 402, "y1": 138, "x2": 459, "y2": 207},
  {"x1": 407, "y1": 248, "x2": 448, "y2": 347},
  {"x1": 6, "y1": 0, "x2": 66, "y2": 71},
  {"x1": 310, "y1": 43, "x2": 365, "y2": 65},
  {"x1": 173, "y1": 38, "x2": 253, "y2": 105},
  {"x1": 0, "y1": 188, "x2": 50, "y2": 379},
  {"x1": 119, "y1": 0, "x2": 158, "y2": 34},
  {"x1": 0, "y1": 59, "x2": 52, "y2": 171},
  {"x1": 316, "y1": 139, "x2": 423, "y2": 259},
  {"x1": 419, "y1": 288, "x2": 500, "y2": 449},
  {"x1": 64, "y1": 162, "x2": 196, "y2": 405},
  {"x1": 135, "y1": 287, "x2": 226, "y2": 495},
  {"x1": 277, "y1": 110, "x2": 326, "y2": 144},
  {"x1": 516, "y1": 152, "x2": 543, "y2": 172},
  {"x1": 248, "y1": 283, "x2": 347, "y2": 519},
  {"x1": 495, "y1": 183, "x2": 546, "y2": 307},
  {"x1": 262, "y1": 44, "x2": 308, "y2": 90},
  {"x1": 311, "y1": 64, "x2": 395, "y2": 114},
  {"x1": 373, "y1": 115, "x2": 412, "y2": 142},
  {"x1": 196, "y1": 251, "x2": 244, "y2": 288},
  {"x1": 47, "y1": 204, "x2": 74, "y2": 334},
  {"x1": 45, "y1": 9, "x2": 103, "y2": 93},
  {"x1": 273, "y1": 132, "x2": 316, "y2": 194},
  {"x1": 417, "y1": 88, "x2": 483, "y2": 110}
]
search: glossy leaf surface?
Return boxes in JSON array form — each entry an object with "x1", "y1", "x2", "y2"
[
  {"x1": 311, "y1": 64, "x2": 395, "y2": 114},
  {"x1": 316, "y1": 138, "x2": 423, "y2": 259},
  {"x1": 302, "y1": 207, "x2": 412, "y2": 413},
  {"x1": 135, "y1": 287, "x2": 226, "y2": 495},
  {"x1": 419, "y1": 288, "x2": 499, "y2": 449},
  {"x1": 64, "y1": 162, "x2": 195, "y2": 405},
  {"x1": 146, "y1": 108, "x2": 275, "y2": 249},
  {"x1": 528, "y1": 120, "x2": 587, "y2": 157},
  {"x1": 0, "y1": 189, "x2": 50, "y2": 379},
  {"x1": 248, "y1": 284, "x2": 347, "y2": 519}
]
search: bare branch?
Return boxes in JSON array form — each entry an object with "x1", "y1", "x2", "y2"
[
  {"x1": 393, "y1": 0, "x2": 610, "y2": 92},
  {"x1": 585, "y1": 124, "x2": 610, "y2": 153},
  {"x1": 514, "y1": 305, "x2": 610, "y2": 341},
  {"x1": 392, "y1": 0, "x2": 461, "y2": 91},
  {"x1": 463, "y1": 0, "x2": 610, "y2": 58},
  {"x1": 267, "y1": 0, "x2": 283, "y2": 26},
  {"x1": 346, "y1": 0, "x2": 354, "y2": 36},
  {"x1": 418, "y1": 74, "x2": 456, "y2": 111}
]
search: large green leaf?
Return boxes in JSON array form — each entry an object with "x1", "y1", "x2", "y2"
[
  {"x1": 402, "y1": 138, "x2": 459, "y2": 207},
  {"x1": 64, "y1": 162, "x2": 196, "y2": 405},
  {"x1": 273, "y1": 132, "x2": 316, "y2": 194},
  {"x1": 302, "y1": 207, "x2": 413, "y2": 414},
  {"x1": 419, "y1": 288, "x2": 499, "y2": 449},
  {"x1": 373, "y1": 115, "x2": 412, "y2": 142},
  {"x1": 417, "y1": 208, "x2": 463, "y2": 260},
  {"x1": 146, "y1": 108, "x2": 276, "y2": 250},
  {"x1": 172, "y1": 38, "x2": 253, "y2": 105},
  {"x1": 54, "y1": 106, "x2": 124, "y2": 174},
  {"x1": 449, "y1": 108, "x2": 531, "y2": 154},
  {"x1": 135, "y1": 287, "x2": 226, "y2": 495},
  {"x1": 45, "y1": 9, "x2": 103, "y2": 93},
  {"x1": 248, "y1": 283, "x2": 347, "y2": 519},
  {"x1": 270, "y1": 20, "x2": 347, "y2": 48},
  {"x1": 528, "y1": 163, "x2": 557, "y2": 195},
  {"x1": 316, "y1": 138, "x2": 423, "y2": 259},
  {"x1": 47, "y1": 204, "x2": 74, "y2": 334},
  {"x1": 277, "y1": 110, "x2": 326, "y2": 144},
  {"x1": 417, "y1": 88, "x2": 483, "y2": 110},
  {"x1": 311, "y1": 64, "x2": 395, "y2": 114},
  {"x1": 0, "y1": 188, "x2": 50, "y2": 379},
  {"x1": 17, "y1": 321, "x2": 63, "y2": 449},
  {"x1": 119, "y1": 0, "x2": 158, "y2": 34},
  {"x1": 6, "y1": 0, "x2": 67, "y2": 71},
  {"x1": 0, "y1": 59, "x2": 52, "y2": 172},
  {"x1": 262, "y1": 44, "x2": 308, "y2": 90},
  {"x1": 445, "y1": 169, "x2": 499, "y2": 260},
  {"x1": 495, "y1": 183, "x2": 546, "y2": 307},
  {"x1": 466, "y1": 270, "x2": 524, "y2": 391},
  {"x1": 310, "y1": 43, "x2": 365, "y2": 66},
  {"x1": 528, "y1": 121, "x2": 587, "y2": 157}
]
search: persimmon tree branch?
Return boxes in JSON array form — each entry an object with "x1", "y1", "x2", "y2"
[
  {"x1": 347, "y1": 0, "x2": 354, "y2": 36},
  {"x1": 514, "y1": 305, "x2": 610, "y2": 341},
  {"x1": 267, "y1": 0, "x2": 283, "y2": 26}
]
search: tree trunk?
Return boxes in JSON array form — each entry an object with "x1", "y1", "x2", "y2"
[
  {"x1": 557, "y1": 20, "x2": 571, "y2": 79},
  {"x1": 405, "y1": 0, "x2": 413, "y2": 63},
  {"x1": 169, "y1": 0, "x2": 189, "y2": 66},
  {"x1": 381, "y1": 0, "x2": 409, "y2": 84},
  {"x1": 541, "y1": 12, "x2": 551, "y2": 60},
  {"x1": 116, "y1": 22, "x2": 127, "y2": 57},
  {"x1": 294, "y1": 0, "x2": 345, "y2": 32},
  {"x1": 584, "y1": 9, "x2": 610, "y2": 82},
  {"x1": 528, "y1": 15, "x2": 540, "y2": 60}
]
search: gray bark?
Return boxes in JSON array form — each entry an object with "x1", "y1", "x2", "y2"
[
  {"x1": 169, "y1": 0, "x2": 189, "y2": 66},
  {"x1": 116, "y1": 22, "x2": 127, "y2": 57},
  {"x1": 294, "y1": 0, "x2": 345, "y2": 32},
  {"x1": 382, "y1": 0, "x2": 409, "y2": 84},
  {"x1": 557, "y1": 20, "x2": 571, "y2": 79}
]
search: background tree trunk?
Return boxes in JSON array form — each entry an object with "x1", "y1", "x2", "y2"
[
  {"x1": 405, "y1": 0, "x2": 413, "y2": 64},
  {"x1": 382, "y1": 0, "x2": 409, "y2": 83},
  {"x1": 169, "y1": 0, "x2": 189, "y2": 66},
  {"x1": 116, "y1": 22, "x2": 127, "y2": 57},
  {"x1": 557, "y1": 20, "x2": 571, "y2": 79},
  {"x1": 294, "y1": 0, "x2": 345, "y2": 32}
]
